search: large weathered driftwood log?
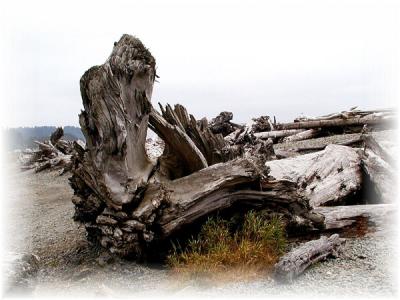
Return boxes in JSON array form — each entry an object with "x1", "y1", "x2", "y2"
[
  {"x1": 265, "y1": 144, "x2": 362, "y2": 207},
  {"x1": 70, "y1": 34, "x2": 324, "y2": 258},
  {"x1": 273, "y1": 234, "x2": 345, "y2": 282},
  {"x1": 291, "y1": 136, "x2": 362, "y2": 152},
  {"x1": 273, "y1": 133, "x2": 363, "y2": 156}
]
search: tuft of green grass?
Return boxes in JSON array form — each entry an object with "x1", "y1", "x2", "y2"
[{"x1": 167, "y1": 211, "x2": 287, "y2": 281}]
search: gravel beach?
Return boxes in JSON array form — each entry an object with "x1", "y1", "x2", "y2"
[{"x1": 2, "y1": 160, "x2": 398, "y2": 298}]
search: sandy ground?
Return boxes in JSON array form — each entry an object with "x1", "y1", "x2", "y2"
[{"x1": 1, "y1": 159, "x2": 398, "y2": 298}]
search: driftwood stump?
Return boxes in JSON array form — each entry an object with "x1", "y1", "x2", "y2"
[{"x1": 69, "y1": 34, "x2": 324, "y2": 258}]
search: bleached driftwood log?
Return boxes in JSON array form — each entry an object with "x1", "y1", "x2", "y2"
[
  {"x1": 291, "y1": 136, "x2": 362, "y2": 152},
  {"x1": 275, "y1": 111, "x2": 395, "y2": 131},
  {"x1": 315, "y1": 204, "x2": 396, "y2": 232},
  {"x1": 70, "y1": 34, "x2": 323, "y2": 258},
  {"x1": 273, "y1": 234, "x2": 345, "y2": 282},
  {"x1": 293, "y1": 108, "x2": 394, "y2": 122},
  {"x1": 274, "y1": 133, "x2": 363, "y2": 155},
  {"x1": 265, "y1": 145, "x2": 362, "y2": 207},
  {"x1": 254, "y1": 129, "x2": 305, "y2": 139},
  {"x1": 282, "y1": 129, "x2": 321, "y2": 143}
]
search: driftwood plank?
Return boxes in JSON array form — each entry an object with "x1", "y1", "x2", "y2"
[{"x1": 273, "y1": 234, "x2": 345, "y2": 282}]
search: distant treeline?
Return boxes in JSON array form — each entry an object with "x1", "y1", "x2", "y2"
[{"x1": 3, "y1": 126, "x2": 85, "y2": 150}]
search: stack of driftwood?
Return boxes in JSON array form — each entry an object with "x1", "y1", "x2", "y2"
[
  {"x1": 218, "y1": 107, "x2": 396, "y2": 206},
  {"x1": 23, "y1": 34, "x2": 396, "y2": 282},
  {"x1": 18, "y1": 127, "x2": 75, "y2": 174}
]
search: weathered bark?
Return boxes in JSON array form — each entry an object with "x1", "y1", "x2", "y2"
[
  {"x1": 265, "y1": 145, "x2": 362, "y2": 207},
  {"x1": 273, "y1": 234, "x2": 345, "y2": 282}
]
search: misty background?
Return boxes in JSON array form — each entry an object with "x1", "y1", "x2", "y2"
[{"x1": 0, "y1": 0, "x2": 399, "y2": 130}]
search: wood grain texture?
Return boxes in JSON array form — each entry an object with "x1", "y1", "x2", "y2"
[
  {"x1": 266, "y1": 145, "x2": 362, "y2": 207},
  {"x1": 76, "y1": 35, "x2": 156, "y2": 208},
  {"x1": 315, "y1": 204, "x2": 396, "y2": 231},
  {"x1": 273, "y1": 234, "x2": 345, "y2": 282},
  {"x1": 360, "y1": 130, "x2": 397, "y2": 204}
]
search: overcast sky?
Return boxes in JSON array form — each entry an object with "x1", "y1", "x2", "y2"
[{"x1": 0, "y1": 0, "x2": 399, "y2": 127}]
